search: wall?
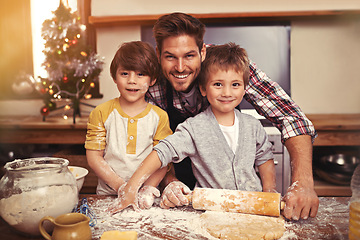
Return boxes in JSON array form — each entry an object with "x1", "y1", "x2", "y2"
[{"x1": 1, "y1": 0, "x2": 359, "y2": 115}]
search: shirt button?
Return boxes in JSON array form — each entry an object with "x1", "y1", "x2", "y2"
[
  {"x1": 130, "y1": 119, "x2": 135, "y2": 123},
  {"x1": 129, "y1": 136, "x2": 134, "y2": 140}
]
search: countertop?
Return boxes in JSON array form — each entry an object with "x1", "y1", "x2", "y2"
[{"x1": 0, "y1": 195, "x2": 351, "y2": 240}]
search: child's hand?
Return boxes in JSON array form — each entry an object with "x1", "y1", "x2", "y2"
[
  {"x1": 160, "y1": 181, "x2": 191, "y2": 209},
  {"x1": 138, "y1": 185, "x2": 160, "y2": 209},
  {"x1": 107, "y1": 183, "x2": 140, "y2": 214}
]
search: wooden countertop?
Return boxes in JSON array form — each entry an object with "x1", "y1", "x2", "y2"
[
  {"x1": 0, "y1": 195, "x2": 351, "y2": 240},
  {"x1": 0, "y1": 115, "x2": 88, "y2": 144}
]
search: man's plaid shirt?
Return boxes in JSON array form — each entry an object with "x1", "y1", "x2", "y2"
[{"x1": 146, "y1": 60, "x2": 317, "y2": 144}]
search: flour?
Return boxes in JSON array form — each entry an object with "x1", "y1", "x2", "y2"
[
  {"x1": 90, "y1": 197, "x2": 213, "y2": 240},
  {"x1": 279, "y1": 197, "x2": 349, "y2": 240},
  {"x1": 0, "y1": 185, "x2": 78, "y2": 236},
  {"x1": 88, "y1": 196, "x2": 349, "y2": 240}
]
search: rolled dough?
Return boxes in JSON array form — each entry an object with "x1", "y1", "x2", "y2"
[{"x1": 200, "y1": 211, "x2": 285, "y2": 240}]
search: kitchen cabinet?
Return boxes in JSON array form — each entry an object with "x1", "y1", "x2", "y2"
[
  {"x1": 308, "y1": 114, "x2": 360, "y2": 196},
  {"x1": 0, "y1": 115, "x2": 97, "y2": 193}
]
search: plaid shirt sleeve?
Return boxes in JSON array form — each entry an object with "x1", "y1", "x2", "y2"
[{"x1": 244, "y1": 60, "x2": 317, "y2": 143}]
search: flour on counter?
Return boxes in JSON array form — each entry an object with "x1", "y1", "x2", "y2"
[
  {"x1": 89, "y1": 197, "x2": 214, "y2": 240},
  {"x1": 279, "y1": 197, "x2": 349, "y2": 240},
  {"x1": 88, "y1": 197, "x2": 349, "y2": 240}
]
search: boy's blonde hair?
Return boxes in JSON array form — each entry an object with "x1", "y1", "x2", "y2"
[
  {"x1": 199, "y1": 43, "x2": 250, "y2": 90},
  {"x1": 110, "y1": 41, "x2": 159, "y2": 81}
]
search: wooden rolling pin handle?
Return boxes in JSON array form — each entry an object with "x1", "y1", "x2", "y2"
[
  {"x1": 280, "y1": 201, "x2": 285, "y2": 211},
  {"x1": 185, "y1": 193, "x2": 192, "y2": 203}
]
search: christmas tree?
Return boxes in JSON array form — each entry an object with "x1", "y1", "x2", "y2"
[{"x1": 37, "y1": 1, "x2": 103, "y2": 123}]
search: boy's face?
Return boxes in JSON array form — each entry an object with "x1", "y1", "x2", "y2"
[
  {"x1": 114, "y1": 68, "x2": 156, "y2": 106},
  {"x1": 157, "y1": 35, "x2": 206, "y2": 93},
  {"x1": 200, "y1": 68, "x2": 245, "y2": 118}
]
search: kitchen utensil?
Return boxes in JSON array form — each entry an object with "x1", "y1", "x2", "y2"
[
  {"x1": 75, "y1": 198, "x2": 97, "y2": 227},
  {"x1": 185, "y1": 188, "x2": 284, "y2": 217},
  {"x1": 39, "y1": 212, "x2": 92, "y2": 240},
  {"x1": 68, "y1": 166, "x2": 89, "y2": 192},
  {"x1": 0, "y1": 157, "x2": 78, "y2": 236},
  {"x1": 315, "y1": 168, "x2": 352, "y2": 185},
  {"x1": 319, "y1": 154, "x2": 360, "y2": 175}
]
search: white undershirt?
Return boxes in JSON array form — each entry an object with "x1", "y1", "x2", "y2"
[{"x1": 219, "y1": 113, "x2": 239, "y2": 153}]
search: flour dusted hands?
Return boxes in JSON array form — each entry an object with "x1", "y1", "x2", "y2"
[
  {"x1": 160, "y1": 181, "x2": 191, "y2": 209},
  {"x1": 282, "y1": 181, "x2": 319, "y2": 220},
  {"x1": 138, "y1": 185, "x2": 160, "y2": 209},
  {"x1": 107, "y1": 183, "x2": 140, "y2": 214}
]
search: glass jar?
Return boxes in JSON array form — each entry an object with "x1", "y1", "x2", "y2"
[
  {"x1": 0, "y1": 157, "x2": 78, "y2": 236},
  {"x1": 349, "y1": 163, "x2": 360, "y2": 240}
]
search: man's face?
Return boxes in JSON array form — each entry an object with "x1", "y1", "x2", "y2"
[{"x1": 158, "y1": 35, "x2": 206, "y2": 93}]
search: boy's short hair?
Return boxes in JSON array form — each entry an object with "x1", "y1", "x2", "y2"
[
  {"x1": 153, "y1": 12, "x2": 205, "y2": 54},
  {"x1": 110, "y1": 41, "x2": 159, "y2": 81},
  {"x1": 199, "y1": 43, "x2": 250, "y2": 90}
]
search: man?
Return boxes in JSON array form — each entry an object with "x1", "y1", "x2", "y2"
[{"x1": 145, "y1": 12, "x2": 319, "y2": 221}]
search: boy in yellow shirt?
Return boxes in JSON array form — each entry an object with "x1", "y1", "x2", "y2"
[{"x1": 85, "y1": 41, "x2": 172, "y2": 209}]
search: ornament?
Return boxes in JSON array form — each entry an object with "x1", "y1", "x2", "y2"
[
  {"x1": 12, "y1": 74, "x2": 35, "y2": 95},
  {"x1": 40, "y1": 106, "x2": 50, "y2": 116},
  {"x1": 63, "y1": 43, "x2": 69, "y2": 51},
  {"x1": 47, "y1": 101, "x2": 57, "y2": 111}
]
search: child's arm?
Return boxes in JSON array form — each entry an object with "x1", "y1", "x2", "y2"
[
  {"x1": 258, "y1": 159, "x2": 277, "y2": 193},
  {"x1": 108, "y1": 150, "x2": 163, "y2": 214},
  {"x1": 86, "y1": 149, "x2": 125, "y2": 193}
]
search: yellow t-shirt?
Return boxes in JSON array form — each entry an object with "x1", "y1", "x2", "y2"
[{"x1": 85, "y1": 98, "x2": 172, "y2": 194}]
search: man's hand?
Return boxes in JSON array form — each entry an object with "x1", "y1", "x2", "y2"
[
  {"x1": 283, "y1": 135, "x2": 319, "y2": 220},
  {"x1": 138, "y1": 185, "x2": 161, "y2": 209},
  {"x1": 282, "y1": 181, "x2": 319, "y2": 220},
  {"x1": 107, "y1": 183, "x2": 140, "y2": 214},
  {"x1": 160, "y1": 181, "x2": 191, "y2": 209}
]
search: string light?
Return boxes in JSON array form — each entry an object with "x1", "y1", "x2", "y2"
[{"x1": 64, "y1": 105, "x2": 71, "y2": 110}]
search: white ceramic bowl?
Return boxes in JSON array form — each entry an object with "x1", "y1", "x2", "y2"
[{"x1": 68, "y1": 166, "x2": 88, "y2": 192}]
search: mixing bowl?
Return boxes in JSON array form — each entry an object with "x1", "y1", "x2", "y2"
[
  {"x1": 68, "y1": 166, "x2": 89, "y2": 192},
  {"x1": 315, "y1": 154, "x2": 360, "y2": 185},
  {"x1": 319, "y1": 154, "x2": 359, "y2": 175}
]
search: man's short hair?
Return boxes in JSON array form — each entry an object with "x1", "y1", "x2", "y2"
[{"x1": 153, "y1": 12, "x2": 205, "y2": 54}]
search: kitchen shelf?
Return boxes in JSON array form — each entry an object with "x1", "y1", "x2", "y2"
[
  {"x1": 314, "y1": 177, "x2": 351, "y2": 197},
  {"x1": 88, "y1": 10, "x2": 360, "y2": 28},
  {"x1": 308, "y1": 114, "x2": 360, "y2": 197}
]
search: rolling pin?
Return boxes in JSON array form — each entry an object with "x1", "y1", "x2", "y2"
[{"x1": 184, "y1": 188, "x2": 285, "y2": 217}]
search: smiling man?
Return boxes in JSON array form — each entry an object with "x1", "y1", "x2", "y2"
[{"x1": 145, "y1": 12, "x2": 319, "y2": 221}]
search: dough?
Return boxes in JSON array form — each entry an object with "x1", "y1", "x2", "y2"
[{"x1": 199, "y1": 211, "x2": 285, "y2": 240}]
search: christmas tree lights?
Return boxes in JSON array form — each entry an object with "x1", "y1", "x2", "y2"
[{"x1": 37, "y1": 1, "x2": 104, "y2": 123}]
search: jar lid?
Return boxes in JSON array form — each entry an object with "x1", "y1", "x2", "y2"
[{"x1": 4, "y1": 157, "x2": 69, "y2": 172}]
